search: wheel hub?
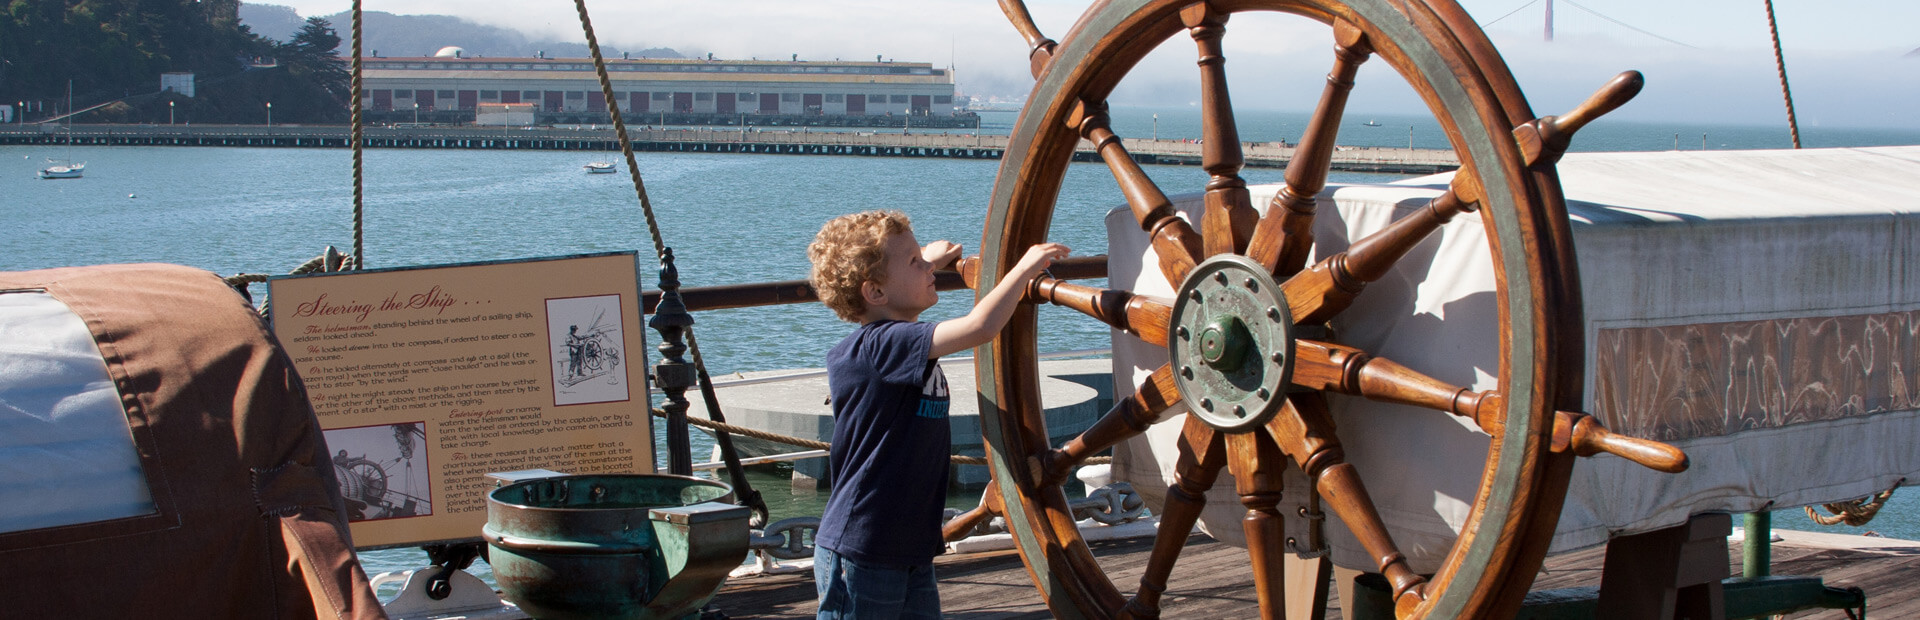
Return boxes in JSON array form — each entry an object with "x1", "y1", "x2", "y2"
[{"x1": 1169, "y1": 255, "x2": 1295, "y2": 433}]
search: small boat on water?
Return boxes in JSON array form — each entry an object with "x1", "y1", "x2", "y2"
[
  {"x1": 38, "y1": 162, "x2": 84, "y2": 179},
  {"x1": 584, "y1": 161, "x2": 617, "y2": 173},
  {"x1": 1362, "y1": 119, "x2": 1382, "y2": 126},
  {"x1": 40, "y1": 81, "x2": 84, "y2": 179}
]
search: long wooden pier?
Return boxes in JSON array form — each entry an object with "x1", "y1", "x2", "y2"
[{"x1": 0, "y1": 124, "x2": 1459, "y2": 173}]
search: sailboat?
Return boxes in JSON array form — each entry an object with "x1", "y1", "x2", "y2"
[{"x1": 39, "y1": 81, "x2": 83, "y2": 180}]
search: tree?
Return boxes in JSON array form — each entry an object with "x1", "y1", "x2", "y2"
[{"x1": 281, "y1": 17, "x2": 348, "y2": 106}]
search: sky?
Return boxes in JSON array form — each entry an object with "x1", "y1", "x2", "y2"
[{"x1": 266, "y1": 1, "x2": 1920, "y2": 129}]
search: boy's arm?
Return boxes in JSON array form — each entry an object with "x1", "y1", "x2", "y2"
[{"x1": 929, "y1": 243, "x2": 1070, "y2": 359}]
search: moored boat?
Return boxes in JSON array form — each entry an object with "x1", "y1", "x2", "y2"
[
  {"x1": 38, "y1": 161, "x2": 83, "y2": 179},
  {"x1": 584, "y1": 161, "x2": 616, "y2": 173}
]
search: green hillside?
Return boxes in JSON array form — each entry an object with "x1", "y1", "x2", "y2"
[{"x1": 0, "y1": 0, "x2": 347, "y2": 124}]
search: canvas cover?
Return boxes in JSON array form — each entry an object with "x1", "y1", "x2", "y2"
[
  {"x1": 0, "y1": 264, "x2": 385, "y2": 620},
  {"x1": 1109, "y1": 146, "x2": 1920, "y2": 572}
]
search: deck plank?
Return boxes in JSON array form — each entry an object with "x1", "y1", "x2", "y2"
[{"x1": 710, "y1": 532, "x2": 1919, "y2": 618}]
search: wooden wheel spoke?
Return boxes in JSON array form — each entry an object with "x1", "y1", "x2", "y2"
[
  {"x1": 943, "y1": 479, "x2": 1007, "y2": 542},
  {"x1": 1027, "y1": 274, "x2": 1172, "y2": 347},
  {"x1": 1123, "y1": 417, "x2": 1225, "y2": 618},
  {"x1": 1291, "y1": 339, "x2": 1502, "y2": 434},
  {"x1": 1246, "y1": 19, "x2": 1373, "y2": 276},
  {"x1": 1030, "y1": 364, "x2": 1181, "y2": 488},
  {"x1": 1264, "y1": 393, "x2": 1427, "y2": 612},
  {"x1": 1552, "y1": 410, "x2": 1689, "y2": 473},
  {"x1": 1225, "y1": 429, "x2": 1291, "y2": 618},
  {"x1": 1182, "y1": 3, "x2": 1258, "y2": 257},
  {"x1": 1279, "y1": 179, "x2": 1481, "y2": 324},
  {"x1": 1514, "y1": 71, "x2": 1643, "y2": 168},
  {"x1": 1073, "y1": 101, "x2": 1203, "y2": 285},
  {"x1": 997, "y1": 0, "x2": 1059, "y2": 78}
]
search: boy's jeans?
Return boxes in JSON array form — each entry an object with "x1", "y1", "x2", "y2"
[{"x1": 814, "y1": 545, "x2": 939, "y2": 619}]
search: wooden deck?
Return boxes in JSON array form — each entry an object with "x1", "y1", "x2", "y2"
[{"x1": 711, "y1": 530, "x2": 1920, "y2": 619}]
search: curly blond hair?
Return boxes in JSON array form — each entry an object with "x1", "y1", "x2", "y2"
[{"x1": 809, "y1": 210, "x2": 911, "y2": 323}]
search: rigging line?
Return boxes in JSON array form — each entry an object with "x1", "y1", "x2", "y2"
[
  {"x1": 349, "y1": 0, "x2": 365, "y2": 268},
  {"x1": 1477, "y1": 0, "x2": 1540, "y2": 29},
  {"x1": 1559, "y1": 0, "x2": 1698, "y2": 49},
  {"x1": 572, "y1": 0, "x2": 665, "y2": 257},
  {"x1": 574, "y1": 0, "x2": 769, "y2": 525},
  {"x1": 1764, "y1": 0, "x2": 1802, "y2": 149}
]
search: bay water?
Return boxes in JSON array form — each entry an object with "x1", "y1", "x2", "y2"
[{"x1": 4, "y1": 107, "x2": 1916, "y2": 589}]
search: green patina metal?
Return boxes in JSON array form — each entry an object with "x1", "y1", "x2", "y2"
[
  {"x1": 1169, "y1": 255, "x2": 1294, "y2": 432},
  {"x1": 978, "y1": 0, "x2": 1562, "y2": 616},
  {"x1": 483, "y1": 474, "x2": 748, "y2": 620}
]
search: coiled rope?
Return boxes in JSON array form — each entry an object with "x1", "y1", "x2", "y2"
[{"x1": 1806, "y1": 479, "x2": 1904, "y2": 527}]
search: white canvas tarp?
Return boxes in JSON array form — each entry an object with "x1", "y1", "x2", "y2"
[{"x1": 1108, "y1": 146, "x2": 1920, "y2": 572}]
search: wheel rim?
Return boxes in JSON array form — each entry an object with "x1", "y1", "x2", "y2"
[{"x1": 973, "y1": 1, "x2": 1586, "y2": 618}]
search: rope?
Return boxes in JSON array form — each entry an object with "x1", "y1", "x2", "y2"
[
  {"x1": 224, "y1": 247, "x2": 356, "y2": 312},
  {"x1": 1806, "y1": 480, "x2": 1902, "y2": 527},
  {"x1": 573, "y1": 0, "x2": 665, "y2": 257},
  {"x1": 1764, "y1": 0, "x2": 1802, "y2": 149},
  {"x1": 349, "y1": 0, "x2": 366, "y2": 268},
  {"x1": 649, "y1": 408, "x2": 1113, "y2": 467}
]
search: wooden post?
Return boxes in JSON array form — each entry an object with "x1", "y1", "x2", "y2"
[{"x1": 1595, "y1": 513, "x2": 1730, "y2": 620}]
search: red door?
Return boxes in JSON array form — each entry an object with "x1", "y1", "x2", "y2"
[
  {"x1": 845, "y1": 93, "x2": 865, "y2": 114},
  {"x1": 372, "y1": 90, "x2": 392, "y2": 111},
  {"x1": 587, "y1": 91, "x2": 605, "y2": 112},
  {"x1": 803, "y1": 93, "x2": 823, "y2": 114},
  {"x1": 759, "y1": 93, "x2": 780, "y2": 113},
  {"x1": 910, "y1": 95, "x2": 930, "y2": 114},
  {"x1": 672, "y1": 92, "x2": 693, "y2": 113},
  {"x1": 630, "y1": 92, "x2": 648, "y2": 112},
  {"x1": 716, "y1": 94, "x2": 735, "y2": 115},
  {"x1": 458, "y1": 90, "x2": 477, "y2": 109},
  {"x1": 415, "y1": 90, "x2": 436, "y2": 110},
  {"x1": 544, "y1": 91, "x2": 564, "y2": 112}
]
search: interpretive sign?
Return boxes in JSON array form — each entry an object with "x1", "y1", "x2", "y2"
[{"x1": 268, "y1": 252, "x2": 652, "y2": 548}]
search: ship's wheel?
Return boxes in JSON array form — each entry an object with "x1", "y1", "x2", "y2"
[{"x1": 964, "y1": 0, "x2": 1689, "y2": 618}]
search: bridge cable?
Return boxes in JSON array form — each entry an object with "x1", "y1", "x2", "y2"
[
  {"x1": 1477, "y1": 0, "x2": 1540, "y2": 29},
  {"x1": 1558, "y1": 0, "x2": 1698, "y2": 49}
]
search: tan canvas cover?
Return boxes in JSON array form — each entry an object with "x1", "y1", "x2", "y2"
[
  {"x1": 1110, "y1": 146, "x2": 1920, "y2": 572},
  {"x1": 0, "y1": 264, "x2": 385, "y2": 620}
]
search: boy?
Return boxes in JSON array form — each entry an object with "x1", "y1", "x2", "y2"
[{"x1": 806, "y1": 210, "x2": 1068, "y2": 619}]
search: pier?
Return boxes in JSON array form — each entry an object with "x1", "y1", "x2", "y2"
[
  {"x1": 0, "y1": 124, "x2": 1460, "y2": 173},
  {"x1": 719, "y1": 528, "x2": 1919, "y2": 618}
]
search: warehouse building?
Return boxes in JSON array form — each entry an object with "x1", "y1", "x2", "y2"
[{"x1": 358, "y1": 48, "x2": 974, "y2": 127}]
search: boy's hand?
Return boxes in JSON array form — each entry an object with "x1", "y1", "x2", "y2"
[
  {"x1": 923, "y1": 240, "x2": 964, "y2": 270},
  {"x1": 1012, "y1": 243, "x2": 1071, "y2": 282}
]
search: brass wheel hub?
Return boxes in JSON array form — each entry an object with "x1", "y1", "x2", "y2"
[{"x1": 1168, "y1": 254, "x2": 1295, "y2": 433}]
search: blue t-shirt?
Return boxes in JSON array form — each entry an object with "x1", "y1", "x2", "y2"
[{"x1": 815, "y1": 320, "x2": 951, "y2": 566}]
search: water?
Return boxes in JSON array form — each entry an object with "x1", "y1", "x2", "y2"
[{"x1": 4, "y1": 113, "x2": 1917, "y2": 589}]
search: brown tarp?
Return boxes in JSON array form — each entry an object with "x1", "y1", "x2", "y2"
[{"x1": 0, "y1": 264, "x2": 386, "y2": 620}]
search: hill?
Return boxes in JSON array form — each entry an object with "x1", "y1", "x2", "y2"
[{"x1": 239, "y1": 4, "x2": 683, "y2": 59}]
